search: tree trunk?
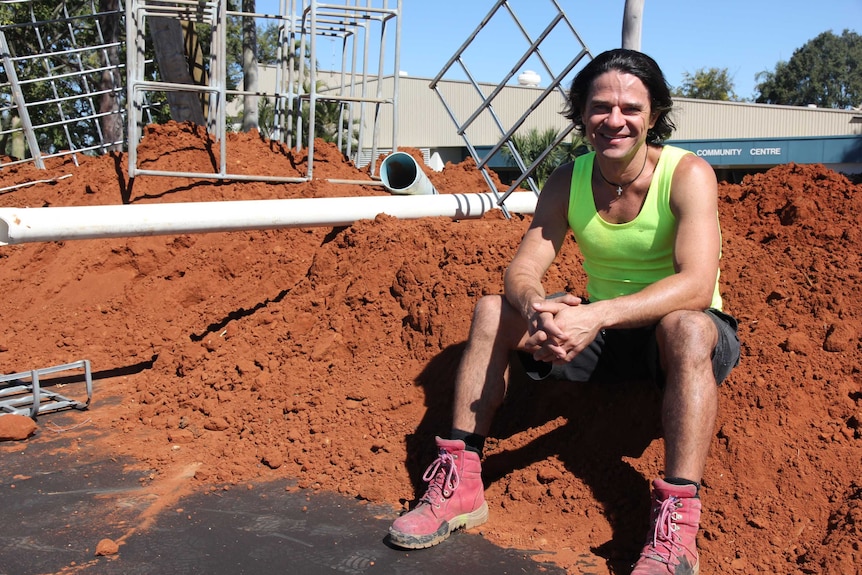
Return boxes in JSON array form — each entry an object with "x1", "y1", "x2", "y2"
[
  {"x1": 182, "y1": 20, "x2": 210, "y2": 120},
  {"x1": 241, "y1": 0, "x2": 259, "y2": 132},
  {"x1": 98, "y1": 0, "x2": 123, "y2": 151},
  {"x1": 621, "y1": 0, "x2": 645, "y2": 51},
  {"x1": 149, "y1": 16, "x2": 206, "y2": 125}
]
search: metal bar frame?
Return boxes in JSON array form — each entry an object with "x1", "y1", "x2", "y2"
[
  {"x1": 0, "y1": 0, "x2": 126, "y2": 170},
  {"x1": 0, "y1": 360, "x2": 92, "y2": 419},
  {"x1": 430, "y1": 0, "x2": 593, "y2": 213},
  {"x1": 123, "y1": 0, "x2": 400, "y2": 183}
]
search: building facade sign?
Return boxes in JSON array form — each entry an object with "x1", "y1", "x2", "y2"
[{"x1": 669, "y1": 136, "x2": 861, "y2": 167}]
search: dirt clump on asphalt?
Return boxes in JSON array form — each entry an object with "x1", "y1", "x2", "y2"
[{"x1": 1, "y1": 122, "x2": 860, "y2": 574}]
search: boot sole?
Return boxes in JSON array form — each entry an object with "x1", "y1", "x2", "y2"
[{"x1": 388, "y1": 501, "x2": 489, "y2": 549}]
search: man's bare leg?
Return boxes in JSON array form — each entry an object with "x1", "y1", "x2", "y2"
[
  {"x1": 632, "y1": 309, "x2": 719, "y2": 575},
  {"x1": 657, "y1": 309, "x2": 720, "y2": 481},
  {"x1": 389, "y1": 295, "x2": 526, "y2": 549},
  {"x1": 451, "y1": 295, "x2": 529, "y2": 436}
]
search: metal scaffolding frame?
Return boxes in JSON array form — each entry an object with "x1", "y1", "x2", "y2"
[
  {"x1": 430, "y1": 0, "x2": 592, "y2": 210},
  {"x1": 282, "y1": 0, "x2": 401, "y2": 178},
  {"x1": 0, "y1": 0, "x2": 127, "y2": 172},
  {"x1": 126, "y1": 0, "x2": 401, "y2": 183},
  {"x1": 2, "y1": 0, "x2": 588, "y2": 194},
  {"x1": 125, "y1": 0, "x2": 229, "y2": 179},
  {"x1": 1, "y1": 0, "x2": 400, "y2": 184},
  {"x1": 0, "y1": 359, "x2": 92, "y2": 419}
]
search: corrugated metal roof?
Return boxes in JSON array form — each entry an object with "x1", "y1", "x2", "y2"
[{"x1": 671, "y1": 98, "x2": 861, "y2": 140}]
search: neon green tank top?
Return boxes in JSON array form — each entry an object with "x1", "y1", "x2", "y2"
[{"x1": 567, "y1": 145, "x2": 723, "y2": 309}]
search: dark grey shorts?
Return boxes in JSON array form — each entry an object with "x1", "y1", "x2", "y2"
[{"x1": 518, "y1": 308, "x2": 741, "y2": 386}]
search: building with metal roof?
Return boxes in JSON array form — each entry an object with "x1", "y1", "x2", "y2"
[{"x1": 305, "y1": 71, "x2": 862, "y2": 181}]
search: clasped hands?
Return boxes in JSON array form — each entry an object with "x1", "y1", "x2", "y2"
[{"x1": 523, "y1": 293, "x2": 601, "y2": 365}]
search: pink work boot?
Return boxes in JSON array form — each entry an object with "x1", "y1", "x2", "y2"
[
  {"x1": 631, "y1": 478, "x2": 701, "y2": 575},
  {"x1": 389, "y1": 437, "x2": 488, "y2": 549}
]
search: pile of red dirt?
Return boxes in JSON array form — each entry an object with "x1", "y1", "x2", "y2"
[{"x1": 1, "y1": 122, "x2": 859, "y2": 575}]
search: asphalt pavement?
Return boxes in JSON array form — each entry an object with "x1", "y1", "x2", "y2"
[{"x1": 1, "y1": 405, "x2": 567, "y2": 575}]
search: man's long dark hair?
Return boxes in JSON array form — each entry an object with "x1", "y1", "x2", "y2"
[{"x1": 563, "y1": 49, "x2": 676, "y2": 144}]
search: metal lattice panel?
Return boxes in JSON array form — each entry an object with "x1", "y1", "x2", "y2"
[
  {"x1": 0, "y1": 0, "x2": 127, "y2": 171},
  {"x1": 0, "y1": 360, "x2": 92, "y2": 419},
  {"x1": 430, "y1": 0, "x2": 592, "y2": 210}
]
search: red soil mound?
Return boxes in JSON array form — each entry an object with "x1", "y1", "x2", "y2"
[{"x1": 1, "y1": 122, "x2": 859, "y2": 574}]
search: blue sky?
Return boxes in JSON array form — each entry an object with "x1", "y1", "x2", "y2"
[{"x1": 257, "y1": 0, "x2": 860, "y2": 100}]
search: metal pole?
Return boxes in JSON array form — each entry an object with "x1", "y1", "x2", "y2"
[
  {"x1": 622, "y1": 0, "x2": 644, "y2": 50},
  {"x1": 0, "y1": 31, "x2": 44, "y2": 169}
]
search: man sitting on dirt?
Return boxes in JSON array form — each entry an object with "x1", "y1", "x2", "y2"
[{"x1": 387, "y1": 48, "x2": 741, "y2": 575}]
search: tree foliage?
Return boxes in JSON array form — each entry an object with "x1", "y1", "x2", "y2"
[
  {"x1": 257, "y1": 21, "x2": 285, "y2": 65},
  {"x1": 0, "y1": 1, "x2": 125, "y2": 157},
  {"x1": 755, "y1": 30, "x2": 862, "y2": 108},
  {"x1": 673, "y1": 67, "x2": 738, "y2": 101}
]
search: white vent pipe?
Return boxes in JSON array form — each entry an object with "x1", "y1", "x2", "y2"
[{"x1": 0, "y1": 192, "x2": 537, "y2": 246}]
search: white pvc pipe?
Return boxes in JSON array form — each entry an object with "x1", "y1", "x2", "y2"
[
  {"x1": 0, "y1": 192, "x2": 537, "y2": 246},
  {"x1": 379, "y1": 151, "x2": 438, "y2": 195}
]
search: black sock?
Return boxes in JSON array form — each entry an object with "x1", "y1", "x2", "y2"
[
  {"x1": 664, "y1": 476, "x2": 701, "y2": 497},
  {"x1": 449, "y1": 429, "x2": 485, "y2": 458}
]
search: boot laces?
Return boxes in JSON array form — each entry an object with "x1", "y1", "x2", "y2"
[
  {"x1": 419, "y1": 450, "x2": 460, "y2": 506},
  {"x1": 642, "y1": 495, "x2": 685, "y2": 566}
]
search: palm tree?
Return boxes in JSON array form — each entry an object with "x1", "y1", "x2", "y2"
[{"x1": 504, "y1": 127, "x2": 590, "y2": 189}]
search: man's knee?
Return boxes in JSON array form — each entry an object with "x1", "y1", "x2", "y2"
[
  {"x1": 473, "y1": 294, "x2": 504, "y2": 320},
  {"x1": 656, "y1": 310, "x2": 717, "y2": 358},
  {"x1": 471, "y1": 295, "x2": 525, "y2": 348},
  {"x1": 468, "y1": 295, "x2": 506, "y2": 340}
]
